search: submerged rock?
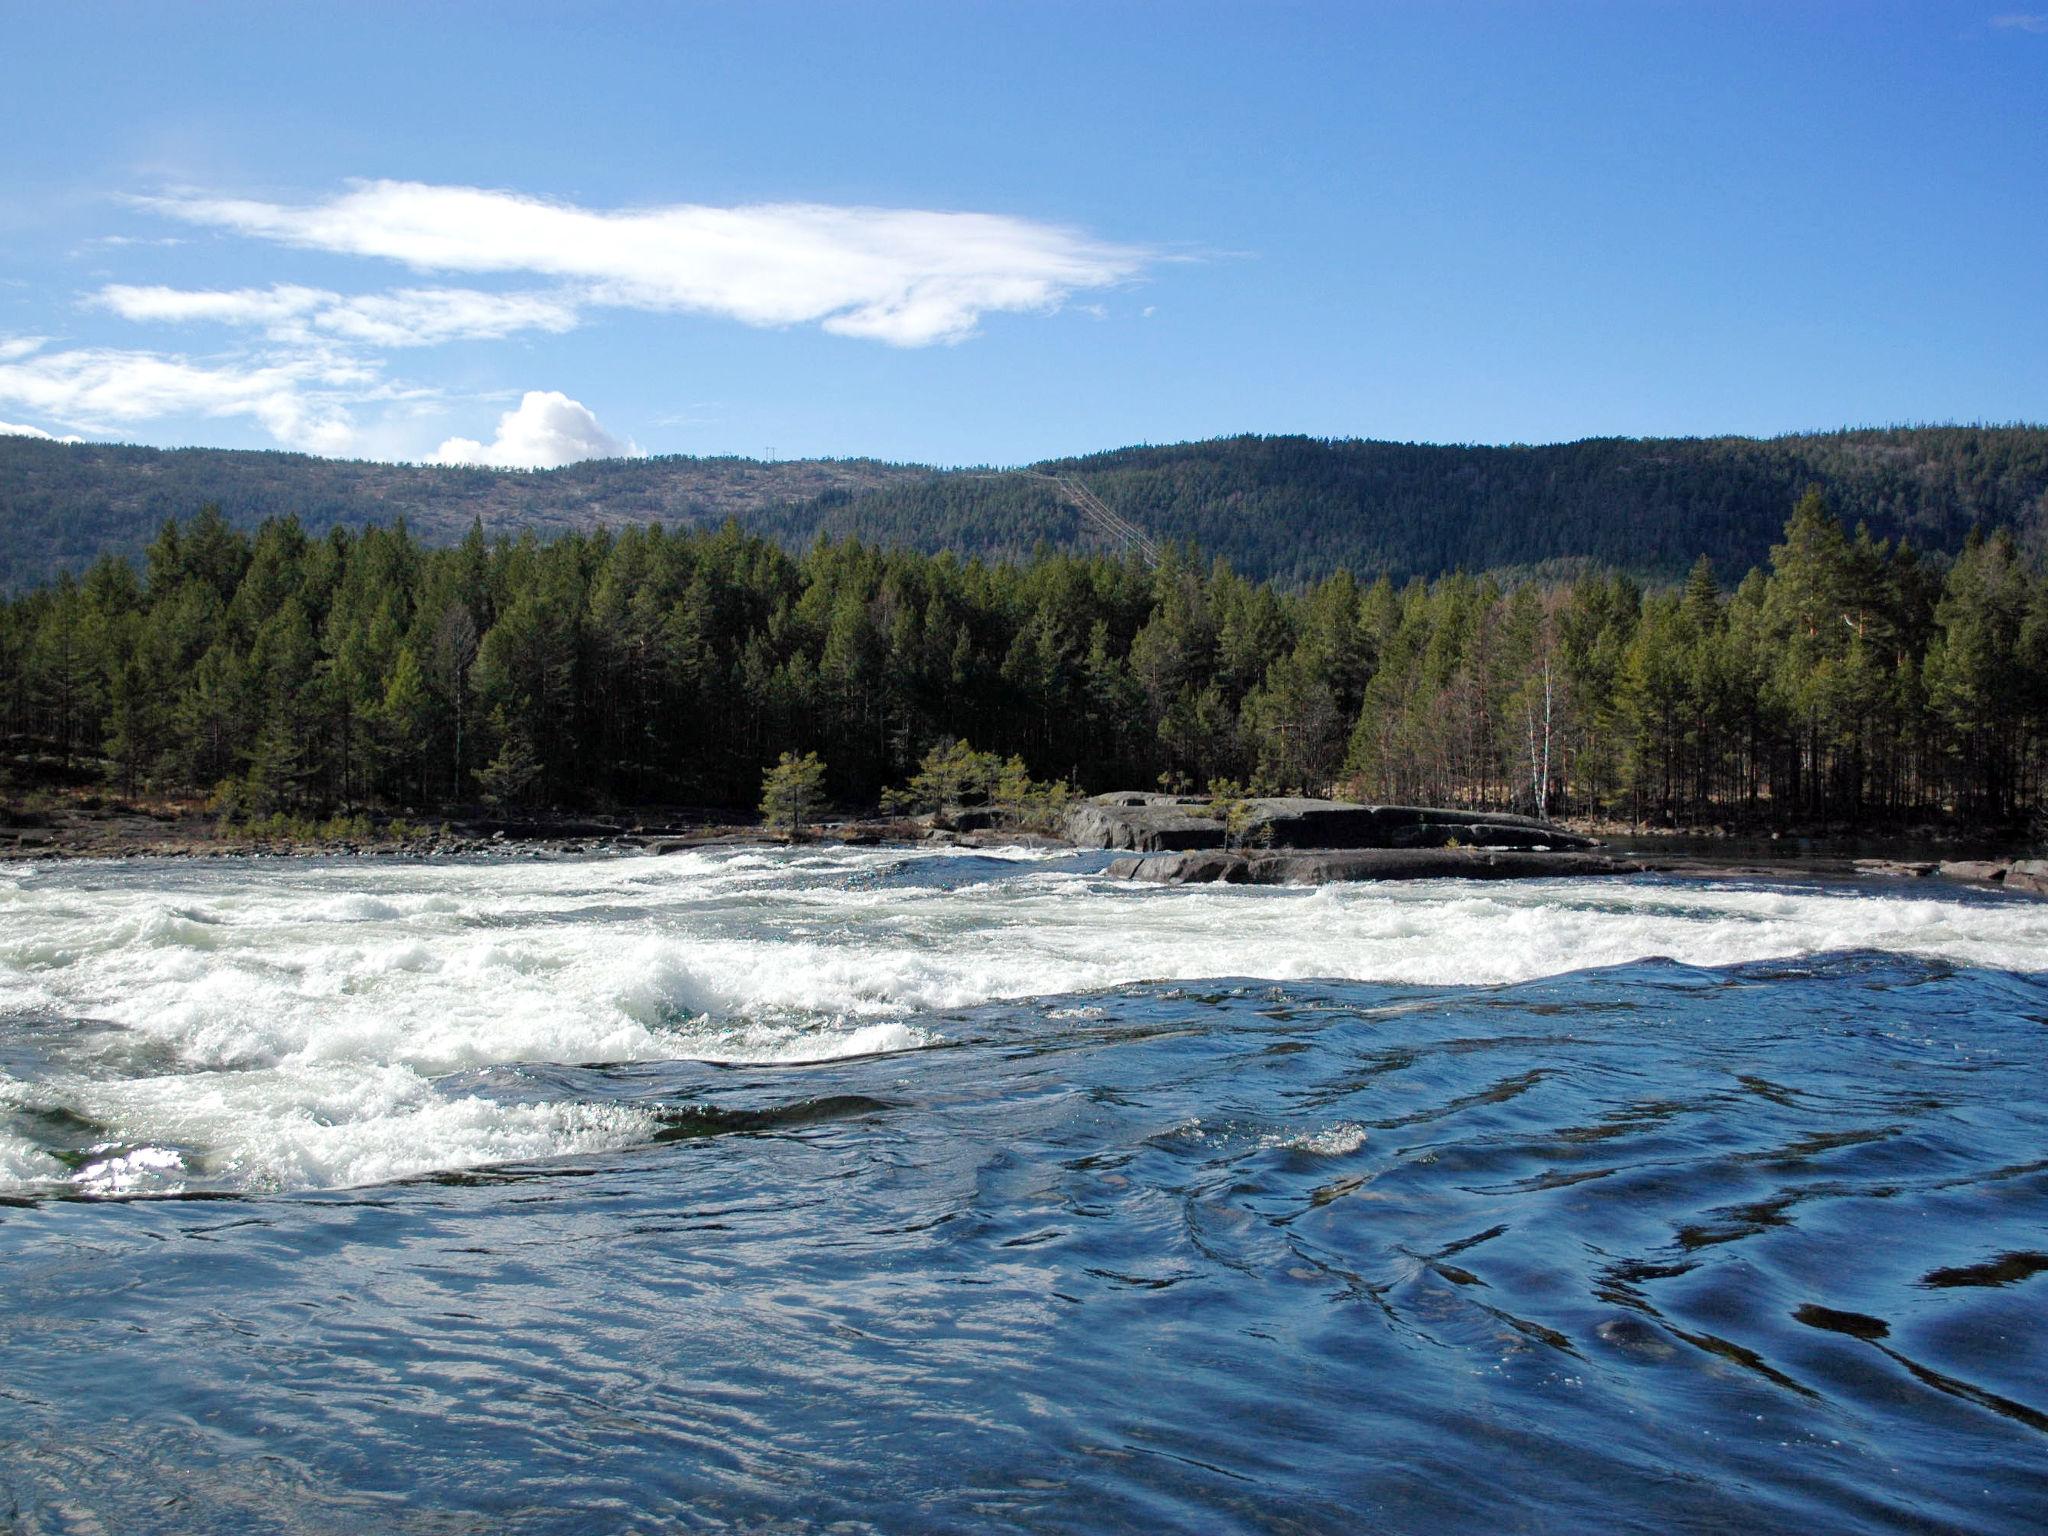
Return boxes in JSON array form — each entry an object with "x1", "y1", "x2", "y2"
[{"x1": 1106, "y1": 847, "x2": 1652, "y2": 886}]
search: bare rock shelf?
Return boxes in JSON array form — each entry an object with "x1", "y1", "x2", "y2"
[{"x1": 1106, "y1": 847, "x2": 1654, "y2": 886}]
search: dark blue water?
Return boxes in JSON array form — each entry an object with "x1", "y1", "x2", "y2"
[{"x1": 4, "y1": 951, "x2": 2044, "y2": 1533}]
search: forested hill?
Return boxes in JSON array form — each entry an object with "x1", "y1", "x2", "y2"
[
  {"x1": 0, "y1": 439, "x2": 921, "y2": 589},
  {"x1": 4, "y1": 425, "x2": 2045, "y2": 590},
  {"x1": 781, "y1": 429, "x2": 2048, "y2": 586}
]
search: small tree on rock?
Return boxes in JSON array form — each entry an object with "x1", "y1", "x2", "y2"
[
  {"x1": 1204, "y1": 776, "x2": 1258, "y2": 849},
  {"x1": 883, "y1": 738, "x2": 1002, "y2": 816},
  {"x1": 760, "y1": 751, "x2": 827, "y2": 840}
]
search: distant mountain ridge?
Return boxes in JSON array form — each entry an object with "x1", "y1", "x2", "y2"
[{"x1": 3, "y1": 426, "x2": 2044, "y2": 589}]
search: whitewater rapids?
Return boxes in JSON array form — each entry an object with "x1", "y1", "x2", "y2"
[{"x1": 2, "y1": 844, "x2": 2043, "y2": 1196}]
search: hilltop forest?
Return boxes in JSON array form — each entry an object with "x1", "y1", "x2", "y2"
[
  {"x1": 3, "y1": 490, "x2": 2044, "y2": 831},
  {"x1": 3, "y1": 425, "x2": 2045, "y2": 590}
]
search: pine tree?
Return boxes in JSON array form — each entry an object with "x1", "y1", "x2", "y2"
[
  {"x1": 475, "y1": 705, "x2": 543, "y2": 809},
  {"x1": 759, "y1": 751, "x2": 827, "y2": 840}
]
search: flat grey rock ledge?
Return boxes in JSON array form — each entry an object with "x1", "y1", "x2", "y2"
[
  {"x1": 1106, "y1": 848, "x2": 1653, "y2": 886},
  {"x1": 1859, "y1": 856, "x2": 2048, "y2": 897},
  {"x1": 1066, "y1": 794, "x2": 1600, "y2": 853}
]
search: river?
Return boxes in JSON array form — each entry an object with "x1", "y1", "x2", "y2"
[{"x1": 2, "y1": 846, "x2": 2044, "y2": 1532}]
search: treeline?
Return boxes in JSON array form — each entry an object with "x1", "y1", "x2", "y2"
[{"x1": 1, "y1": 491, "x2": 2045, "y2": 828}]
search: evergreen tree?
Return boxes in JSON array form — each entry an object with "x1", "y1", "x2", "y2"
[
  {"x1": 4, "y1": 491, "x2": 2042, "y2": 834},
  {"x1": 759, "y1": 751, "x2": 827, "y2": 840},
  {"x1": 474, "y1": 705, "x2": 543, "y2": 809}
]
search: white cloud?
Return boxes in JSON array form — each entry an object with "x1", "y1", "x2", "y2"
[
  {"x1": 0, "y1": 337, "x2": 373, "y2": 454},
  {"x1": 96, "y1": 284, "x2": 328, "y2": 328},
  {"x1": 60, "y1": 180, "x2": 1149, "y2": 458},
  {"x1": 319, "y1": 288, "x2": 580, "y2": 347},
  {"x1": 432, "y1": 389, "x2": 633, "y2": 470},
  {"x1": 142, "y1": 180, "x2": 1148, "y2": 346},
  {"x1": 0, "y1": 419, "x2": 85, "y2": 443},
  {"x1": 1989, "y1": 13, "x2": 2048, "y2": 32},
  {"x1": 94, "y1": 282, "x2": 580, "y2": 347}
]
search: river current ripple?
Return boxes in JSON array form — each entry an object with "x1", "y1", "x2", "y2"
[{"x1": 1, "y1": 847, "x2": 2044, "y2": 1533}]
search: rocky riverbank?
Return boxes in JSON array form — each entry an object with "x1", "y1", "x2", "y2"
[
  {"x1": 6, "y1": 788, "x2": 2043, "y2": 900},
  {"x1": 0, "y1": 794, "x2": 925, "y2": 862}
]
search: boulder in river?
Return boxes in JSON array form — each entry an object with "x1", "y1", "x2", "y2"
[
  {"x1": 2003, "y1": 859, "x2": 2048, "y2": 897},
  {"x1": 1938, "y1": 859, "x2": 2010, "y2": 883},
  {"x1": 1854, "y1": 859, "x2": 1937, "y2": 878}
]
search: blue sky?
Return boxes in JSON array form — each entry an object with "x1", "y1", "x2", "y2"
[{"x1": 1, "y1": 1, "x2": 2043, "y2": 467}]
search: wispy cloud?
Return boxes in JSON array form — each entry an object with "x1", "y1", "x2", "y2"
[
  {"x1": 84, "y1": 235, "x2": 186, "y2": 250},
  {"x1": 139, "y1": 180, "x2": 1150, "y2": 347},
  {"x1": 1988, "y1": 12, "x2": 2048, "y2": 32},
  {"x1": 0, "y1": 337, "x2": 392, "y2": 455},
  {"x1": 55, "y1": 178, "x2": 1150, "y2": 462},
  {"x1": 94, "y1": 282, "x2": 581, "y2": 347}
]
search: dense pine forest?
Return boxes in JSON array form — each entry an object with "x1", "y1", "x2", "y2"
[
  {"x1": 5, "y1": 425, "x2": 2045, "y2": 590},
  {"x1": 3, "y1": 489, "x2": 2044, "y2": 831}
]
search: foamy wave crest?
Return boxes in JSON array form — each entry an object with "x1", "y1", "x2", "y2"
[
  {"x1": 0, "y1": 1128, "x2": 61, "y2": 1186},
  {"x1": 1272, "y1": 1123, "x2": 1370, "y2": 1157},
  {"x1": 64, "y1": 1063, "x2": 659, "y2": 1194}
]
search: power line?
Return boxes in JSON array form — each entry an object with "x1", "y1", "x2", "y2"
[{"x1": 966, "y1": 470, "x2": 1159, "y2": 565}]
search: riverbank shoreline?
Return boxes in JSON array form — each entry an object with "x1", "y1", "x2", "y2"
[{"x1": 4, "y1": 792, "x2": 2042, "y2": 895}]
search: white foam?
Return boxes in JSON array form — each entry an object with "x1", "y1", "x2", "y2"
[
  {"x1": 71, "y1": 1143, "x2": 188, "y2": 1196},
  {"x1": 1, "y1": 848, "x2": 2042, "y2": 1196},
  {"x1": 62, "y1": 1062, "x2": 658, "y2": 1195},
  {"x1": 1275, "y1": 1123, "x2": 1370, "y2": 1157},
  {"x1": 0, "y1": 1128, "x2": 62, "y2": 1186}
]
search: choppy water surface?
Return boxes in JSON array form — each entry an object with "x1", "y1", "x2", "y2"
[{"x1": 2, "y1": 847, "x2": 2045, "y2": 1532}]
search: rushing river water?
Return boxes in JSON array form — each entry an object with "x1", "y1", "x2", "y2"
[{"x1": 1, "y1": 846, "x2": 2045, "y2": 1533}]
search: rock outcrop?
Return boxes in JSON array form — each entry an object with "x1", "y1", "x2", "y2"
[
  {"x1": 1064, "y1": 792, "x2": 1599, "y2": 853},
  {"x1": 1936, "y1": 856, "x2": 2048, "y2": 897},
  {"x1": 1060, "y1": 800, "x2": 1233, "y2": 852},
  {"x1": 1847, "y1": 856, "x2": 2048, "y2": 897},
  {"x1": 1106, "y1": 848, "x2": 1652, "y2": 886}
]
